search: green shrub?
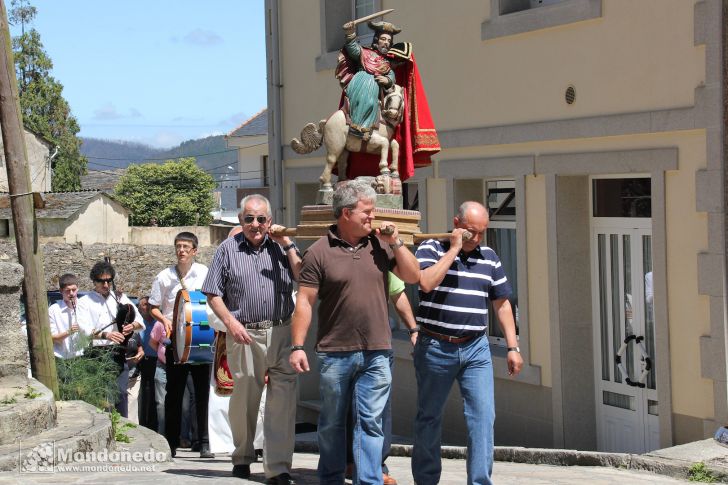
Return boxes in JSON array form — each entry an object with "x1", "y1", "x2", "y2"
[
  {"x1": 688, "y1": 462, "x2": 717, "y2": 483},
  {"x1": 55, "y1": 337, "x2": 120, "y2": 411}
]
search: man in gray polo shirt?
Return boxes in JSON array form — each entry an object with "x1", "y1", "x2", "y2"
[
  {"x1": 204, "y1": 194, "x2": 302, "y2": 485},
  {"x1": 289, "y1": 180, "x2": 420, "y2": 485}
]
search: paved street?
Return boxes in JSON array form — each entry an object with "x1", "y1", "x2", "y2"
[{"x1": 0, "y1": 449, "x2": 689, "y2": 484}]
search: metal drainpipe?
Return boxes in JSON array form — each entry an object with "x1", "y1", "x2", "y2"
[
  {"x1": 721, "y1": 0, "x2": 728, "y2": 432},
  {"x1": 266, "y1": 0, "x2": 284, "y2": 222}
]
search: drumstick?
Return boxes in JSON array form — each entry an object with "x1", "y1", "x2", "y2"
[{"x1": 413, "y1": 231, "x2": 474, "y2": 244}]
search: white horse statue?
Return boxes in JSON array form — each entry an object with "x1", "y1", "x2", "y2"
[{"x1": 291, "y1": 84, "x2": 404, "y2": 192}]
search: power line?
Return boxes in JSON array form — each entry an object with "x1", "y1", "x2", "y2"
[
  {"x1": 86, "y1": 162, "x2": 262, "y2": 177},
  {"x1": 83, "y1": 148, "x2": 238, "y2": 162},
  {"x1": 81, "y1": 140, "x2": 268, "y2": 163},
  {"x1": 84, "y1": 168, "x2": 265, "y2": 186}
]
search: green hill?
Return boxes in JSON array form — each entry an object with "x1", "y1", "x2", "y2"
[{"x1": 80, "y1": 136, "x2": 238, "y2": 177}]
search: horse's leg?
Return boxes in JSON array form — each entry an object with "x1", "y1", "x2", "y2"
[
  {"x1": 376, "y1": 134, "x2": 390, "y2": 176},
  {"x1": 389, "y1": 138, "x2": 400, "y2": 178},
  {"x1": 319, "y1": 150, "x2": 337, "y2": 190},
  {"x1": 337, "y1": 150, "x2": 349, "y2": 182},
  {"x1": 320, "y1": 112, "x2": 347, "y2": 190}
]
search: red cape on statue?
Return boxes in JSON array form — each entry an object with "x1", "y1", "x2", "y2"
[{"x1": 338, "y1": 43, "x2": 440, "y2": 182}]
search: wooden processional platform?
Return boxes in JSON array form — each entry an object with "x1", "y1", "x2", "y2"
[{"x1": 295, "y1": 205, "x2": 421, "y2": 246}]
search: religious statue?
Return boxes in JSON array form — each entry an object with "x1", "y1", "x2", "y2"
[{"x1": 291, "y1": 9, "x2": 440, "y2": 202}]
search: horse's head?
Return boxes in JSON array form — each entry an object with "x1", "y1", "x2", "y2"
[{"x1": 382, "y1": 84, "x2": 404, "y2": 126}]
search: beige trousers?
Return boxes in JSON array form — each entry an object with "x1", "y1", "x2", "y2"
[{"x1": 227, "y1": 323, "x2": 297, "y2": 478}]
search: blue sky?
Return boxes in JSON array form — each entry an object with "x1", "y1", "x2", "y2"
[{"x1": 11, "y1": 1, "x2": 267, "y2": 148}]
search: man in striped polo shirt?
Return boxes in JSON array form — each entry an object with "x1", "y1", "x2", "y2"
[
  {"x1": 204, "y1": 194, "x2": 302, "y2": 485},
  {"x1": 411, "y1": 201, "x2": 523, "y2": 485}
]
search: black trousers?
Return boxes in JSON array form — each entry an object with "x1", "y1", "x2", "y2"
[
  {"x1": 137, "y1": 356, "x2": 158, "y2": 431},
  {"x1": 163, "y1": 348, "x2": 211, "y2": 450}
]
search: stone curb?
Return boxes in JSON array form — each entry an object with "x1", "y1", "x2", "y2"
[
  {"x1": 47, "y1": 401, "x2": 114, "y2": 463},
  {"x1": 294, "y1": 440, "x2": 728, "y2": 483},
  {"x1": 0, "y1": 399, "x2": 112, "y2": 471},
  {"x1": 113, "y1": 414, "x2": 172, "y2": 463},
  {"x1": 0, "y1": 377, "x2": 56, "y2": 446}
]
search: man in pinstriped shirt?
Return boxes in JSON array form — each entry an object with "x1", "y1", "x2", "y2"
[{"x1": 203, "y1": 194, "x2": 302, "y2": 485}]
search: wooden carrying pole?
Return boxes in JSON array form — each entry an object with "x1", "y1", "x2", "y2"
[
  {"x1": 0, "y1": 0, "x2": 57, "y2": 396},
  {"x1": 271, "y1": 226, "x2": 472, "y2": 243}
]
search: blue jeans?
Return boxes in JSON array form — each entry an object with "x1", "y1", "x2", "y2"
[
  {"x1": 346, "y1": 353, "x2": 394, "y2": 474},
  {"x1": 317, "y1": 350, "x2": 392, "y2": 485},
  {"x1": 412, "y1": 335, "x2": 495, "y2": 485}
]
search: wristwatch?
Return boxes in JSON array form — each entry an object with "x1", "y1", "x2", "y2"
[
  {"x1": 389, "y1": 239, "x2": 404, "y2": 250},
  {"x1": 507, "y1": 346, "x2": 520, "y2": 353},
  {"x1": 282, "y1": 242, "x2": 297, "y2": 252},
  {"x1": 291, "y1": 345, "x2": 305, "y2": 352},
  {"x1": 408, "y1": 325, "x2": 421, "y2": 335}
]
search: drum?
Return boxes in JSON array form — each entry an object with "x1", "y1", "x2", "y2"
[{"x1": 172, "y1": 289, "x2": 215, "y2": 364}]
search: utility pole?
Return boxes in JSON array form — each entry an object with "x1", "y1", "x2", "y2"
[{"x1": 0, "y1": 0, "x2": 57, "y2": 396}]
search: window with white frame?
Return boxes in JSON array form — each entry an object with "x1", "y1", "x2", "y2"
[
  {"x1": 453, "y1": 178, "x2": 519, "y2": 346},
  {"x1": 482, "y1": 0, "x2": 602, "y2": 41},
  {"x1": 353, "y1": 0, "x2": 375, "y2": 38},
  {"x1": 321, "y1": 0, "x2": 380, "y2": 57},
  {"x1": 499, "y1": 0, "x2": 565, "y2": 15}
]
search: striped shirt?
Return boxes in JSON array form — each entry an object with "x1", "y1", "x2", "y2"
[
  {"x1": 416, "y1": 239, "x2": 511, "y2": 337},
  {"x1": 202, "y1": 233, "x2": 294, "y2": 323}
]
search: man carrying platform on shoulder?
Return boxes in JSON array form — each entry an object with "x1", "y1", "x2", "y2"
[
  {"x1": 204, "y1": 194, "x2": 302, "y2": 485},
  {"x1": 289, "y1": 179, "x2": 420, "y2": 485}
]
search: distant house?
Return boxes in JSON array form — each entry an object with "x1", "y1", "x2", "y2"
[
  {"x1": 80, "y1": 168, "x2": 126, "y2": 194},
  {"x1": 0, "y1": 190, "x2": 130, "y2": 244},
  {"x1": 0, "y1": 128, "x2": 54, "y2": 193},
  {"x1": 223, "y1": 109, "x2": 269, "y2": 211}
]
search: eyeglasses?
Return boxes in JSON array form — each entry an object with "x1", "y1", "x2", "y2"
[
  {"x1": 242, "y1": 215, "x2": 269, "y2": 225},
  {"x1": 94, "y1": 278, "x2": 113, "y2": 284},
  {"x1": 175, "y1": 244, "x2": 196, "y2": 252}
]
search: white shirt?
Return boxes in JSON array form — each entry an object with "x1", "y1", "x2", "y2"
[
  {"x1": 48, "y1": 300, "x2": 85, "y2": 359},
  {"x1": 76, "y1": 291, "x2": 144, "y2": 347},
  {"x1": 149, "y1": 262, "x2": 209, "y2": 321}
]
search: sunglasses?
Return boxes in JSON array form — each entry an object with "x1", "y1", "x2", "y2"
[
  {"x1": 94, "y1": 278, "x2": 113, "y2": 284},
  {"x1": 242, "y1": 215, "x2": 269, "y2": 225}
]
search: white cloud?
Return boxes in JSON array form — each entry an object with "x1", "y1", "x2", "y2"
[
  {"x1": 92, "y1": 102, "x2": 124, "y2": 120},
  {"x1": 92, "y1": 103, "x2": 143, "y2": 121},
  {"x1": 182, "y1": 29, "x2": 223, "y2": 47}
]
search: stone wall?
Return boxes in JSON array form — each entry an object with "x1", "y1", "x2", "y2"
[
  {"x1": 0, "y1": 242, "x2": 217, "y2": 298},
  {"x1": 129, "y1": 226, "x2": 214, "y2": 247},
  {"x1": 0, "y1": 263, "x2": 26, "y2": 378}
]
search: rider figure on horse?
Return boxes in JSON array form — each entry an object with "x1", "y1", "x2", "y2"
[{"x1": 336, "y1": 20, "x2": 401, "y2": 142}]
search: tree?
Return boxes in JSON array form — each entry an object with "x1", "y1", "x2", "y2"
[
  {"x1": 115, "y1": 158, "x2": 216, "y2": 226},
  {"x1": 10, "y1": 0, "x2": 87, "y2": 191}
]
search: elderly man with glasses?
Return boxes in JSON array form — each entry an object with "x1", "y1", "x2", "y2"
[
  {"x1": 77, "y1": 260, "x2": 145, "y2": 417},
  {"x1": 203, "y1": 194, "x2": 302, "y2": 485}
]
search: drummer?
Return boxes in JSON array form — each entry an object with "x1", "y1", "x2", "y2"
[{"x1": 149, "y1": 231, "x2": 214, "y2": 459}]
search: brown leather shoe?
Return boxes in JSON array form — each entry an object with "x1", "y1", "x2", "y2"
[{"x1": 382, "y1": 473, "x2": 397, "y2": 485}]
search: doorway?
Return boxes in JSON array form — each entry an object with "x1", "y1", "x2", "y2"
[{"x1": 590, "y1": 177, "x2": 659, "y2": 453}]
